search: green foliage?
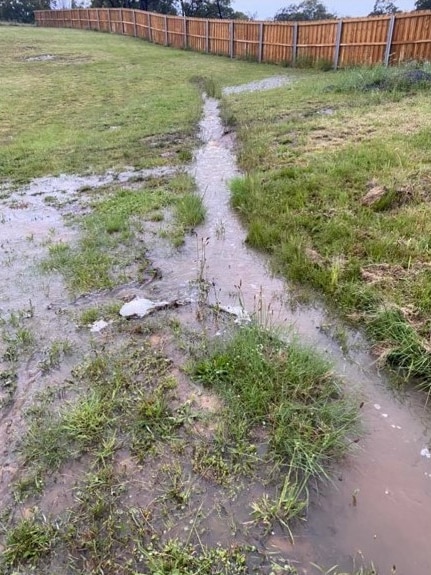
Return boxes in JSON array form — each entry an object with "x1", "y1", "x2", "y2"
[
  {"x1": 274, "y1": 0, "x2": 336, "y2": 21},
  {"x1": 0, "y1": 0, "x2": 50, "y2": 23}
]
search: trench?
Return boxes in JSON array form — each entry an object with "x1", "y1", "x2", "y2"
[{"x1": 145, "y1": 89, "x2": 431, "y2": 573}]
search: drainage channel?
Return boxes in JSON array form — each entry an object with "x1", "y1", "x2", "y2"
[{"x1": 146, "y1": 90, "x2": 431, "y2": 574}]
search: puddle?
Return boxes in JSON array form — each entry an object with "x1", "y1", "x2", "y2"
[
  {"x1": 145, "y1": 92, "x2": 431, "y2": 574},
  {"x1": 222, "y1": 75, "x2": 292, "y2": 95}
]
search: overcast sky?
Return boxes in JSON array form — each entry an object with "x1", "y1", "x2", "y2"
[{"x1": 232, "y1": 0, "x2": 416, "y2": 19}]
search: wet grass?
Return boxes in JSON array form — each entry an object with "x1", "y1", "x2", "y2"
[
  {"x1": 1, "y1": 316, "x2": 363, "y2": 575},
  {"x1": 224, "y1": 63, "x2": 431, "y2": 391},
  {"x1": 41, "y1": 174, "x2": 200, "y2": 293},
  {"x1": 0, "y1": 27, "x2": 285, "y2": 183}
]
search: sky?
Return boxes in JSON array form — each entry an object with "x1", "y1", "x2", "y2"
[{"x1": 232, "y1": 0, "x2": 416, "y2": 19}]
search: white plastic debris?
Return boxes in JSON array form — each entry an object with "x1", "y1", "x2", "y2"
[
  {"x1": 374, "y1": 403, "x2": 381, "y2": 410},
  {"x1": 218, "y1": 305, "x2": 251, "y2": 324},
  {"x1": 420, "y1": 447, "x2": 431, "y2": 459},
  {"x1": 120, "y1": 298, "x2": 170, "y2": 318}
]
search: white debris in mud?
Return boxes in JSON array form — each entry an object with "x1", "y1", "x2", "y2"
[
  {"x1": 222, "y1": 76, "x2": 291, "y2": 96},
  {"x1": 373, "y1": 403, "x2": 382, "y2": 410},
  {"x1": 120, "y1": 298, "x2": 170, "y2": 318},
  {"x1": 217, "y1": 305, "x2": 251, "y2": 324},
  {"x1": 420, "y1": 447, "x2": 431, "y2": 459},
  {"x1": 90, "y1": 319, "x2": 111, "y2": 333}
]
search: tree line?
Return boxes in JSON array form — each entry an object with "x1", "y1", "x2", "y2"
[{"x1": 1, "y1": 0, "x2": 431, "y2": 26}]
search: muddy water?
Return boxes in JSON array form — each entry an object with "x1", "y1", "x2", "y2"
[{"x1": 147, "y1": 95, "x2": 431, "y2": 574}]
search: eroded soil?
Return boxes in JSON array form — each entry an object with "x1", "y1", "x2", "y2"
[{"x1": 0, "y1": 82, "x2": 431, "y2": 575}]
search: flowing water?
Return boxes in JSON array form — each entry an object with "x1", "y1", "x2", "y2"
[
  {"x1": 1, "y1": 77, "x2": 431, "y2": 573},
  {"x1": 146, "y1": 93, "x2": 431, "y2": 574}
]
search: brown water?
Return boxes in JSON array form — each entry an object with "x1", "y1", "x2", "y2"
[{"x1": 146, "y1": 94, "x2": 431, "y2": 574}]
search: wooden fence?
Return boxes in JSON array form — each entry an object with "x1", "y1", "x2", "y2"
[{"x1": 34, "y1": 8, "x2": 431, "y2": 68}]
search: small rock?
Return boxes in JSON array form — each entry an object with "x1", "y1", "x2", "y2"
[{"x1": 90, "y1": 319, "x2": 110, "y2": 333}]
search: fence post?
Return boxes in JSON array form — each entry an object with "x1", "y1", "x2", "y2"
[
  {"x1": 292, "y1": 22, "x2": 298, "y2": 65},
  {"x1": 147, "y1": 12, "x2": 153, "y2": 42},
  {"x1": 96, "y1": 9, "x2": 100, "y2": 31},
  {"x1": 384, "y1": 14, "x2": 396, "y2": 66},
  {"x1": 107, "y1": 9, "x2": 111, "y2": 33},
  {"x1": 164, "y1": 15, "x2": 168, "y2": 46},
  {"x1": 205, "y1": 19, "x2": 209, "y2": 53},
  {"x1": 120, "y1": 9, "x2": 124, "y2": 34},
  {"x1": 229, "y1": 21, "x2": 234, "y2": 58},
  {"x1": 333, "y1": 19, "x2": 343, "y2": 70},
  {"x1": 258, "y1": 22, "x2": 264, "y2": 63},
  {"x1": 77, "y1": 8, "x2": 81, "y2": 29},
  {"x1": 183, "y1": 16, "x2": 187, "y2": 49}
]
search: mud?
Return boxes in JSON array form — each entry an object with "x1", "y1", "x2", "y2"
[
  {"x1": 1, "y1": 79, "x2": 431, "y2": 574},
  {"x1": 145, "y1": 93, "x2": 431, "y2": 574}
]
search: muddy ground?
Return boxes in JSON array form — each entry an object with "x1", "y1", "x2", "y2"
[{"x1": 1, "y1": 80, "x2": 431, "y2": 574}]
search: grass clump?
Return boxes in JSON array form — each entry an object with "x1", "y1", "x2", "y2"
[
  {"x1": 1, "y1": 516, "x2": 55, "y2": 568},
  {"x1": 194, "y1": 324, "x2": 355, "y2": 477}
]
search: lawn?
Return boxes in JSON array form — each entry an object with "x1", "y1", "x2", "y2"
[
  {"x1": 224, "y1": 65, "x2": 431, "y2": 390},
  {"x1": 0, "y1": 26, "x2": 285, "y2": 182}
]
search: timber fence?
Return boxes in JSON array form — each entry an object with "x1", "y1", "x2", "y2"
[{"x1": 35, "y1": 8, "x2": 431, "y2": 69}]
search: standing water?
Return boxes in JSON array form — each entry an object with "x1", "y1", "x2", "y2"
[{"x1": 147, "y1": 91, "x2": 431, "y2": 574}]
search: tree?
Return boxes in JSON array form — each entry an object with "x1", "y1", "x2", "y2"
[
  {"x1": 368, "y1": 0, "x2": 399, "y2": 15},
  {"x1": 274, "y1": 0, "x2": 335, "y2": 21},
  {"x1": 415, "y1": 0, "x2": 431, "y2": 9},
  {"x1": 0, "y1": 0, "x2": 51, "y2": 22},
  {"x1": 179, "y1": 0, "x2": 239, "y2": 18},
  {"x1": 90, "y1": 0, "x2": 177, "y2": 11}
]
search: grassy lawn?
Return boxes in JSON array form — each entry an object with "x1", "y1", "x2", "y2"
[
  {"x1": 224, "y1": 65, "x2": 431, "y2": 390},
  {"x1": 0, "y1": 26, "x2": 285, "y2": 183}
]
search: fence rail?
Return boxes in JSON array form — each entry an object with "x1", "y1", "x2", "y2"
[{"x1": 34, "y1": 8, "x2": 431, "y2": 68}]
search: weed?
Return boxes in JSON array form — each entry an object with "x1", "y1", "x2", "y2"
[
  {"x1": 38, "y1": 338, "x2": 73, "y2": 372},
  {"x1": 1, "y1": 516, "x2": 55, "y2": 568},
  {"x1": 251, "y1": 473, "x2": 308, "y2": 539}
]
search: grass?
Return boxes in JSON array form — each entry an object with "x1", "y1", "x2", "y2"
[
  {"x1": 0, "y1": 27, "x2": 286, "y2": 183},
  {"x1": 41, "y1": 174, "x2": 202, "y2": 293},
  {"x1": 223, "y1": 63, "x2": 431, "y2": 390},
  {"x1": 194, "y1": 324, "x2": 356, "y2": 478},
  {"x1": 193, "y1": 323, "x2": 357, "y2": 534}
]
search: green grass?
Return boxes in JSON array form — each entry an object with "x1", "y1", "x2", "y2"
[
  {"x1": 193, "y1": 324, "x2": 356, "y2": 534},
  {"x1": 0, "y1": 27, "x2": 286, "y2": 183},
  {"x1": 41, "y1": 174, "x2": 200, "y2": 292},
  {"x1": 223, "y1": 64, "x2": 431, "y2": 390},
  {"x1": 1, "y1": 517, "x2": 55, "y2": 568}
]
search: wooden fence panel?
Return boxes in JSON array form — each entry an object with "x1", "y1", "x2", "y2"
[
  {"x1": 234, "y1": 21, "x2": 259, "y2": 61},
  {"x1": 392, "y1": 11, "x2": 431, "y2": 62},
  {"x1": 187, "y1": 18, "x2": 207, "y2": 52},
  {"x1": 167, "y1": 15, "x2": 185, "y2": 48},
  {"x1": 339, "y1": 17, "x2": 387, "y2": 66},
  {"x1": 34, "y1": 9, "x2": 431, "y2": 68},
  {"x1": 209, "y1": 20, "x2": 230, "y2": 56},
  {"x1": 149, "y1": 13, "x2": 166, "y2": 45},
  {"x1": 298, "y1": 20, "x2": 337, "y2": 63},
  {"x1": 122, "y1": 9, "x2": 135, "y2": 37},
  {"x1": 135, "y1": 10, "x2": 149, "y2": 40},
  {"x1": 263, "y1": 23, "x2": 294, "y2": 64}
]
